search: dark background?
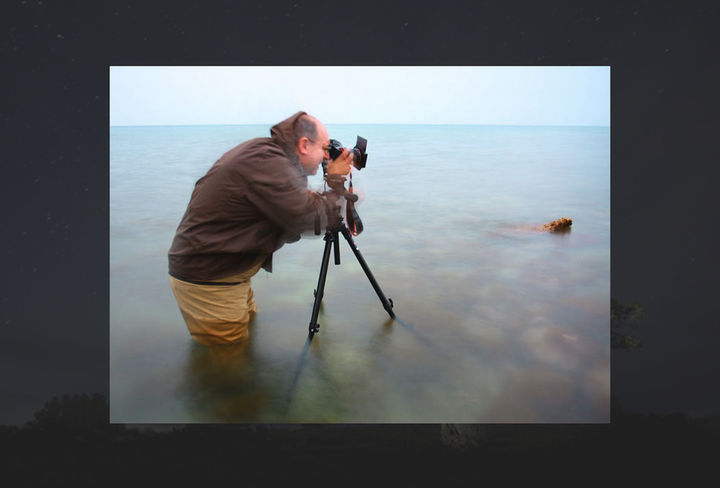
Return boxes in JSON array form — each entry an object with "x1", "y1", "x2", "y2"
[{"x1": 2, "y1": 0, "x2": 719, "y2": 480}]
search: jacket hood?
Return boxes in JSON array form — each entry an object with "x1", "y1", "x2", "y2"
[{"x1": 270, "y1": 111, "x2": 307, "y2": 154}]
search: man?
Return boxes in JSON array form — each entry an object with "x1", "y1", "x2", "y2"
[{"x1": 168, "y1": 111, "x2": 352, "y2": 346}]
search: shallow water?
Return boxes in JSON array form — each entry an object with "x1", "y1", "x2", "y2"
[{"x1": 110, "y1": 124, "x2": 609, "y2": 423}]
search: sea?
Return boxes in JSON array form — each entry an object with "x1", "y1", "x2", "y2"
[{"x1": 110, "y1": 124, "x2": 610, "y2": 423}]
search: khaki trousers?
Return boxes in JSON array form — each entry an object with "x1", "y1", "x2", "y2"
[{"x1": 169, "y1": 261, "x2": 263, "y2": 346}]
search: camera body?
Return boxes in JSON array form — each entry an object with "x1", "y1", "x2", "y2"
[{"x1": 328, "y1": 136, "x2": 368, "y2": 170}]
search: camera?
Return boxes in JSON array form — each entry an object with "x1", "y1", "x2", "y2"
[{"x1": 328, "y1": 136, "x2": 368, "y2": 170}]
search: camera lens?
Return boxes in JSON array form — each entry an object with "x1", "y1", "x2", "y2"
[{"x1": 328, "y1": 139, "x2": 344, "y2": 160}]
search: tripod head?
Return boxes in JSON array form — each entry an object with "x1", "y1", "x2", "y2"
[
  {"x1": 318, "y1": 176, "x2": 362, "y2": 236},
  {"x1": 320, "y1": 136, "x2": 365, "y2": 236},
  {"x1": 315, "y1": 184, "x2": 358, "y2": 235}
]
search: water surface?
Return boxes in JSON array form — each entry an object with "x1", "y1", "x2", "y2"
[{"x1": 110, "y1": 124, "x2": 610, "y2": 423}]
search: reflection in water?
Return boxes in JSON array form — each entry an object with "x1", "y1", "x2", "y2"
[
  {"x1": 484, "y1": 366, "x2": 577, "y2": 422},
  {"x1": 181, "y1": 339, "x2": 269, "y2": 422},
  {"x1": 284, "y1": 334, "x2": 314, "y2": 415},
  {"x1": 521, "y1": 319, "x2": 601, "y2": 371}
]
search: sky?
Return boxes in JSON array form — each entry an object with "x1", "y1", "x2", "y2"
[{"x1": 109, "y1": 66, "x2": 609, "y2": 127}]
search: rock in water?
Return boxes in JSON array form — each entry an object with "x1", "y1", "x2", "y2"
[{"x1": 541, "y1": 217, "x2": 573, "y2": 232}]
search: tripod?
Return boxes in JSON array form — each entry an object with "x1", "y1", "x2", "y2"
[{"x1": 308, "y1": 217, "x2": 395, "y2": 335}]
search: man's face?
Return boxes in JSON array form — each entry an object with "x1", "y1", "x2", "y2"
[{"x1": 298, "y1": 123, "x2": 330, "y2": 175}]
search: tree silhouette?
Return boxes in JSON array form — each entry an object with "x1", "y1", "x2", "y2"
[
  {"x1": 23, "y1": 393, "x2": 125, "y2": 438},
  {"x1": 611, "y1": 299, "x2": 645, "y2": 349}
]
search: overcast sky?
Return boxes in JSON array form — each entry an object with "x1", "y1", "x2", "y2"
[{"x1": 110, "y1": 66, "x2": 609, "y2": 127}]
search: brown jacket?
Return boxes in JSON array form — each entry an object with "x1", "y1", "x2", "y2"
[{"x1": 168, "y1": 111, "x2": 344, "y2": 281}]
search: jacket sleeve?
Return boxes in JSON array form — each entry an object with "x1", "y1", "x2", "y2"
[{"x1": 244, "y1": 156, "x2": 346, "y2": 237}]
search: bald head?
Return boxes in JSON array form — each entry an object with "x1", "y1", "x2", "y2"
[
  {"x1": 294, "y1": 114, "x2": 330, "y2": 175},
  {"x1": 294, "y1": 114, "x2": 319, "y2": 145}
]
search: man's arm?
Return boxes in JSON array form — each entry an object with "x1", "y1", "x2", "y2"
[{"x1": 245, "y1": 165, "x2": 346, "y2": 236}]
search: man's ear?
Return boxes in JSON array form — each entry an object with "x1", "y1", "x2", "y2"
[{"x1": 297, "y1": 136, "x2": 309, "y2": 155}]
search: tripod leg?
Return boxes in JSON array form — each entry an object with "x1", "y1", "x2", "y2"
[
  {"x1": 333, "y1": 230, "x2": 341, "y2": 265},
  {"x1": 309, "y1": 232, "x2": 334, "y2": 334},
  {"x1": 339, "y1": 225, "x2": 395, "y2": 319}
]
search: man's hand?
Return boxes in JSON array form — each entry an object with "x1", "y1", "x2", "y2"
[{"x1": 325, "y1": 149, "x2": 353, "y2": 175}]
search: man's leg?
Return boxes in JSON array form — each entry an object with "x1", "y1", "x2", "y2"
[
  {"x1": 169, "y1": 276, "x2": 256, "y2": 345},
  {"x1": 169, "y1": 260, "x2": 264, "y2": 346},
  {"x1": 247, "y1": 285, "x2": 258, "y2": 318}
]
